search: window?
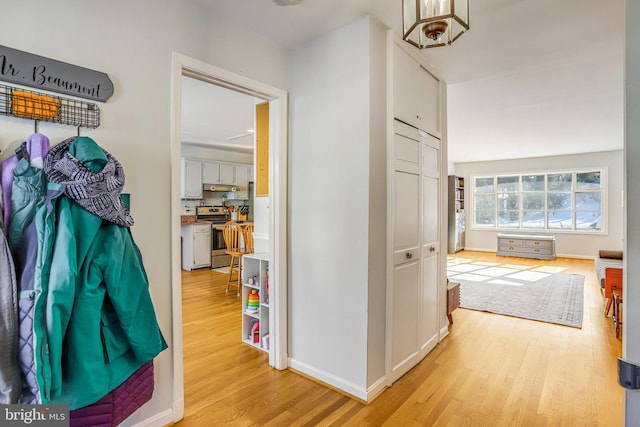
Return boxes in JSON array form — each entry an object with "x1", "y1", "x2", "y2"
[{"x1": 472, "y1": 169, "x2": 604, "y2": 232}]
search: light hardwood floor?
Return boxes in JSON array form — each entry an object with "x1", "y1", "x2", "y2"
[{"x1": 177, "y1": 250, "x2": 623, "y2": 426}]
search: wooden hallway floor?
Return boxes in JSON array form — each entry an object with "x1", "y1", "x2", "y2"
[{"x1": 176, "y1": 250, "x2": 623, "y2": 426}]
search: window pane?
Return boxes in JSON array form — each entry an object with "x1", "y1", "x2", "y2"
[
  {"x1": 547, "y1": 173, "x2": 572, "y2": 191},
  {"x1": 548, "y1": 192, "x2": 572, "y2": 211},
  {"x1": 475, "y1": 211, "x2": 495, "y2": 226},
  {"x1": 522, "y1": 211, "x2": 544, "y2": 228},
  {"x1": 576, "y1": 192, "x2": 601, "y2": 210},
  {"x1": 472, "y1": 170, "x2": 603, "y2": 232},
  {"x1": 498, "y1": 211, "x2": 519, "y2": 227},
  {"x1": 548, "y1": 211, "x2": 572, "y2": 229},
  {"x1": 498, "y1": 193, "x2": 519, "y2": 210},
  {"x1": 475, "y1": 194, "x2": 495, "y2": 211},
  {"x1": 522, "y1": 193, "x2": 544, "y2": 210},
  {"x1": 576, "y1": 212, "x2": 601, "y2": 230},
  {"x1": 577, "y1": 172, "x2": 601, "y2": 189},
  {"x1": 522, "y1": 175, "x2": 544, "y2": 191},
  {"x1": 497, "y1": 176, "x2": 519, "y2": 192},
  {"x1": 475, "y1": 177, "x2": 494, "y2": 193}
]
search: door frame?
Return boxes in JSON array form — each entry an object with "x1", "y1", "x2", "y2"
[{"x1": 169, "y1": 52, "x2": 288, "y2": 421}]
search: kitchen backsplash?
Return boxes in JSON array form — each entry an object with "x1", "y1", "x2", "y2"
[
  {"x1": 181, "y1": 193, "x2": 250, "y2": 215},
  {"x1": 181, "y1": 200, "x2": 201, "y2": 215}
]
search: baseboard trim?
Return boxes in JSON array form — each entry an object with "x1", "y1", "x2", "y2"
[
  {"x1": 288, "y1": 359, "x2": 369, "y2": 403},
  {"x1": 366, "y1": 376, "x2": 388, "y2": 403},
  {"x1": 440, "y1": 324, "x2": 450, "y2": 340},
  {"x1": 131, "y1": 408, "x2": 174, "y2": 427},
  {"x1": 452, "y1": 248, "x2": 597, "y2": 261},
  {"x1": 454, "y1": 247, "x2": 493, "y2": 253},
  {"x1": 173, "y1": 398, "x2": 184, "y2": 423}
]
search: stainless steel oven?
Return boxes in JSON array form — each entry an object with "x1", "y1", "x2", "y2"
[{"x1": 196, "y1": 206, "x2": 230, "y2": 268}]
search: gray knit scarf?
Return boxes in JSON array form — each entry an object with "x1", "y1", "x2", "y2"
[{"x1": 43, "y1": 137, "x2": 134, "y2": 227}]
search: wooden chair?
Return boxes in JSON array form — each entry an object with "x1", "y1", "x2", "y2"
[
  {"x1": 242, "y1": 223, "x2": 254, "y2": 255},
  {"x1": 604, "y1": 267, "x2": 623, "y2": 316},
  {"x1": 222, "y1": 221, "x2": 244, "y2": 296},
  {"x1": 613, "y1": 292, "x2": 623, "y2": 338}
]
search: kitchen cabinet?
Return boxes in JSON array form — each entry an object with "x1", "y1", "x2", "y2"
[
  {"x1": 203, "y1": 161, "x2": 236, "y2": 184},
  {"x1": 393, "y1": 43, "x2": 440, "y2": 134},
  {"x1": 181, "y1": 158, "x2": 203, "y2": 199},
  {"x1": 202, "y1": 161, "x2": 220, "y2": 184},
  {"x1": 241, "y1": 253, "x2": 270, "y2": 353},
  {"x1": 220, "y1": 163, "x2": 236, "y2": 184},
  {"x1": 234, "y1": 164, "x2": 253, "y2": 200},
  {"x1": 181, "y1": 224, "x2": 211, "y2": 270}
]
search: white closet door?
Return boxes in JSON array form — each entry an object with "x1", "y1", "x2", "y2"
[
  {"x1": 389, "y1": 125, "x2": 422, "y2": 383},
  {"x1": 420, "y1": 134, "x2": 440, "y2": 356},
  {"x1": 388, "y1": 120, "x2": 441, "y2": 385}
]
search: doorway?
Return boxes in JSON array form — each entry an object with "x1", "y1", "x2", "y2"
[{"x1": 169, "y1": 53, "x2": 288, "y2": 421}]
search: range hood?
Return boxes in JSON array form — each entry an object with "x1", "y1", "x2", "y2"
[{"x1": 203, "y1": 184, "x2": 237, "y2": 192}]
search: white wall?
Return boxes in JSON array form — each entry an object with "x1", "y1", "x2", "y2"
[
  {"x1": 0, "y1": 1, "x2": 288, "y2": 425},
  {"x1": 454, "y1": 150, "x2": 624, "y2": 258},
  {"x1": 366, "y1": 18, "x2": 388, "y2": 389},
  {"x1": 288, "y1": 16, "x2": 382, "y2": 398}
]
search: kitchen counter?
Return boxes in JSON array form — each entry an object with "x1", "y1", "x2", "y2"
[{"x1": 181, "y1": 215, "x2": 211, "y2": 225}]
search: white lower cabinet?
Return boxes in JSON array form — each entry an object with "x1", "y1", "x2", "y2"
[
  {"x1": 241, "y1": 253, "x2": 270, "y2": 352},
  {"x1": 181, "y1": 224, "x2": 211, "y2": 270}
]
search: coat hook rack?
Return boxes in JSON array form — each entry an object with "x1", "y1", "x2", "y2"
[{"x1": 0, "y1": 83, "x2": 101, "y2": 130}]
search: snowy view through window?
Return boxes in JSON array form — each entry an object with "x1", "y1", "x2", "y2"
[{"x1": 473, "y1": 171, "x2": 602, "y2": 231}]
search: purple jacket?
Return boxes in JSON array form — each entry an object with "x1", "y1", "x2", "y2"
[{"x1": 1, "y1": 134, "x2": 50, "y2": 231}]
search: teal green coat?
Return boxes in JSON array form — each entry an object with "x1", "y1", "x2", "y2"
[{"x1": 36, "y1": 138, "x2": 167, "y2": 409}]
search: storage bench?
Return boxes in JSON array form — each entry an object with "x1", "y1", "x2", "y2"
[
  {"x1": 496, "y1": 233, "x2": 556, "y2": 260},
  {"x1": 595, "y1": 250, "x2": 623, "y2": 290}
]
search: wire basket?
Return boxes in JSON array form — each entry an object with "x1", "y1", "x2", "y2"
[{"x1": 0, "y1": 83, "x2": 100, "y2": 129}]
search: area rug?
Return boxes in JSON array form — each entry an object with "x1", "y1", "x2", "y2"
[
  {"x1": 447, "y1": 263, "x2": 584, "y2": 328},
  {"x1": 212, "y1": 266, "x2": 230, "y2": 274}
]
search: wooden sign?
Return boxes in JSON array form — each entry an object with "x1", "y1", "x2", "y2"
[{"x1": 0, "y1": 45, "x2": 113, "y2": 102}]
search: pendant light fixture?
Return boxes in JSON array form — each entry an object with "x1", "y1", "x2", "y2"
[{"x1": 402, "y1": 0, "x2": 469, "y2": 49}]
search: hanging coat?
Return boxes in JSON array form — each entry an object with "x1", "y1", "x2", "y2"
[
  {"x1": 8, "y1": 157, "x2": 47, "y2": 251},
  {"x1": 0, "y1": 226, "x2": 20, "y2": 404},
  {"x1": 1, "y1": 134, "x2": 49, "y2": 231},
  {"x1": 13, "y1": 184, "x2": 63, "y2": 404},
  {"x1": 34, "y1": 137, "x2": 167, "y2": 409}
]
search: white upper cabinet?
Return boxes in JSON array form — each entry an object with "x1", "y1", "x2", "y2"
[
  {"x1": 219, "y1": 162, "x2": 236, "y2": 184},
  {"x1": 202, "y1": 161, "x2": 220, "y2": 184},
  {"x1": 393, "y1": 42, "x2": 440, "y2": 134},
  {"x1": 181, "y1": 158, "x2": 203, "y2": 199},
  {"x1": 203, "y1": 161, "x2": 236, "y2": 184},
  {"x1": 234, "y1": 164, "x2": 252, "y2": 200}
]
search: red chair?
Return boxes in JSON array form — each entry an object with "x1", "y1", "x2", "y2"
[{"x1": 604, "y1": 267, "x2": 623, "y2": 316}]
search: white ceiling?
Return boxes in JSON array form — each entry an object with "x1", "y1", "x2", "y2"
[
  {"x1": 185, "y1": 0, "x2": 625, "y2": 163},
  {"x1": 181, "y1": 77, "x2": 257, "y2": 152}
]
